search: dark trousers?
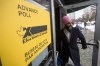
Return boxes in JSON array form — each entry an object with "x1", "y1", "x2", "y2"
[{"x1": 59, "y1": 52, "x2": 81, "y2": 66}]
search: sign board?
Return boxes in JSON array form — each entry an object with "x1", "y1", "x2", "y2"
[{"x1": 0, "y1": 0, "x2": 51, "y2": 66}]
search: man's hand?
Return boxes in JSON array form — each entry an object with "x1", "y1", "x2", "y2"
[{"x1": 82, "y1": 46, "x2": 87, "y2": 49}]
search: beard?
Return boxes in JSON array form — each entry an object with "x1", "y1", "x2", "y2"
[{"x1": 65, "y1": 25, "x2": 72, "y2": 32}]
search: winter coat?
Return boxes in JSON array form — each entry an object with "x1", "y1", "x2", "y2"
[{"x1": 57, "y1": 27, "x2": 87, "y2": 66}]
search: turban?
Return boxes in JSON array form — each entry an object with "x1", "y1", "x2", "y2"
[{"x1": 62, "y1": 16, "x2": 72, "y2": 25}]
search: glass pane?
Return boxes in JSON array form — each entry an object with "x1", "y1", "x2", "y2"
[
  {"x1": 27, "y1": 0, "x2": 50, "y2": 11},
  {"x1": 33, "y1": 0, "x2": 49, "y2": 8},
  {"x1": 68, "y1": 5, "x2": 96, "y2": 66}
]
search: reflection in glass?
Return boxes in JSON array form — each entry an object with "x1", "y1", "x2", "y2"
[
  {"x1": 68, "y1": 5, "x2": 96, "y2": 66},
  {"x1": 33, "y1": 0, "x2": 49, "y2": 9}
]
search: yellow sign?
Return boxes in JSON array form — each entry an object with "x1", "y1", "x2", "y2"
[{"x1": 0, "y1": 0, "x2": 51, "y2": 66}]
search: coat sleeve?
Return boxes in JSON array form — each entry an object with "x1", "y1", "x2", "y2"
[{"x1": 77, "y1": 28, "x2": 87, "y2": 48}]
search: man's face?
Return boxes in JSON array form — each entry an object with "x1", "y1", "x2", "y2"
[
  {"x1": 65, "y1": 22, "x2": 72, "y2": 29},
  {"x1": 65, "y1": 23, "x2": 71, "y2": 27}
]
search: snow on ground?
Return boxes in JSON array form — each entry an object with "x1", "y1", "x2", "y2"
[
  {"x1": 74, "y1": 22, "x2": 95, "y2": 32},
  {"x1": 86, "y1": 25, "x2": 95, "y2": 32}
]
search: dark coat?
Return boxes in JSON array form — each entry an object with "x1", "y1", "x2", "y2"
[{"x1": 57, "y1": 27, "x2": 87, "y2": 66}]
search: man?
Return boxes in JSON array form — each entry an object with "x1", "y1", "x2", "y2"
[{"x1": 57, "y1": 16, "x2": 87, "y2": 66}]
